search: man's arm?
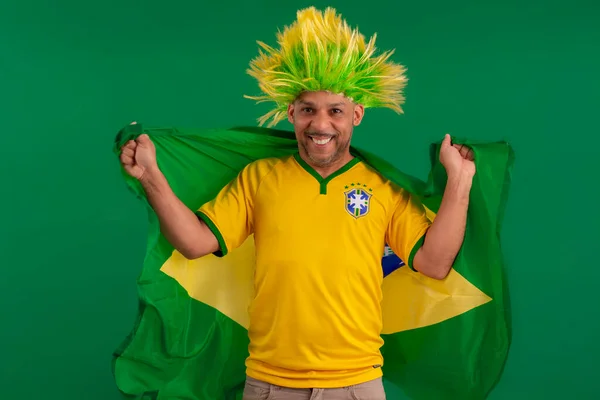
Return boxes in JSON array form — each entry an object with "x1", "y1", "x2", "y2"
[
  {"x1": 413, "y1": 172, "x2": 472, "y2": 279},
  {"x1": 119, "y1": 132, "x2": 220, "y2": 259},
  {"x1": 413, "y1": 135, "x2": 476, "y2": 279},
  {"x1": 140, "y1": 168, "x2": 220, "y2": 259}
]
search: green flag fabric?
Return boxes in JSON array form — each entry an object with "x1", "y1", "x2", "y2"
[{"x1": 111, "y1": 123, "x2": 513, "y2": 400}]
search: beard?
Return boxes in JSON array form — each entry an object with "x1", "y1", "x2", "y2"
[{"x1": 300, "y1": 132, "x2": 351, "y2": 168}]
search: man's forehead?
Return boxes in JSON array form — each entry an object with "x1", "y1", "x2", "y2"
[
  {"x1": 295, "y1": 91, "x2": 354, "y2": 106},
  {"x1": 297, "y1": 99, "x2": 348, "y2": 107}
]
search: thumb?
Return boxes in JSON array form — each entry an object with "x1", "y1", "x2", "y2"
[
  {"x1": 441, "y1": 133, "x2": 452, "y2": 149},
  {"x1": 136, "y1": 133, "x2": 152, "y2": 147}
]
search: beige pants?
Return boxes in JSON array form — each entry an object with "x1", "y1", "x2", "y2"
[{"x1": 242, "y1": 376, "x2": 386, "y2": 400}]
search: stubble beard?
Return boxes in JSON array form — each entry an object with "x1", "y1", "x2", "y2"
[{"x1": 301, "y1": 135, "x2": 351, "y2": 168}]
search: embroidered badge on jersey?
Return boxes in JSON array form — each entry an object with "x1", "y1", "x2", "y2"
[{"x1": 344, "y1": 183, "x2": 372, "y2": 219}]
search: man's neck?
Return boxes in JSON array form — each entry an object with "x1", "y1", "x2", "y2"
[{"x1": 301, "y1": 151, "x2": 355, "y2": 179}]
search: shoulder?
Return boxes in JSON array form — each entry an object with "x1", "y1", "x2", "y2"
[
  {"x1": 238, "y1": 154, "x2": 291, "y2": 184},
  {"x1": 244, "y1": 155, "x2": 290, "y2": 173},
  {"x1": 359, "y1": 162, "x2": 406, "y2": 197}
]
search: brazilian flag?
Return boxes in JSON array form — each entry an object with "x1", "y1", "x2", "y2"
[{"x1": 111, "y1": 123, "x2": 513, "y2": 400}]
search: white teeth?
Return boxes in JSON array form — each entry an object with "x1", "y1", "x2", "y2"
[{"x1": 312, "y1": 137, "x2": 332, "y2": 145}]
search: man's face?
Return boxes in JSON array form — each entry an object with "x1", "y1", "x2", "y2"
[{"x1": 287, "y1": 91, "x2": 364, "y2": 169}]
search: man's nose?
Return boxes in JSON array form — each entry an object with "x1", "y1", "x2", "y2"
[{"x1": 309, "y1": 113, "x2": 331, "y2": 132}]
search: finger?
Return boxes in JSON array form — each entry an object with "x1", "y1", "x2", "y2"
[
  {"x1": 121, "y1": 146, "x2": 135, "y2": 158},
  {"x1": 120, "y1": 153, "x2": 134, "y2": 165},
  {"x1": 460, "y1": 146, "x2": 471, "y2": 159},
  {"x1": 460, "y1": 146, "x2": 470, "y2": 159},
  {"x1": 453, "y1": 144, "x2": 470, "y2": 158},
  {"x1": 121, "y1": 140, "x2": 137, "y2": 151},
  {"x1": 466, "y1": 147, "x2": 475, "y2": 161},
  {"x1": 461, "y1": 146, "x2": 474, "y2": 160}
]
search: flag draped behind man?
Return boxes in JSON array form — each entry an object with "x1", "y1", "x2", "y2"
[{"x1": 111, "y1": 123, "x2": 513, "y2": 400}]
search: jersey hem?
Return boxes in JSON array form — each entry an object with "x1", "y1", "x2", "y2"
[
  {"x1": 195, "y1": 211, "x2": 228, "y2": 257},
  {"x1": 245, "y1": 366, "x2": 383, "y2": 389},
  {"x1": 408, "y1": 231, "x2": 427, "y2": 271}
]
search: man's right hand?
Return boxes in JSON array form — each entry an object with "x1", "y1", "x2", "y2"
[{"x1": 119, "y1": 131, "x2": 158, "y2": 182}]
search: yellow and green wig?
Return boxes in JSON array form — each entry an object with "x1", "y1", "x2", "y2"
[{"x1": 245, "y1": 6, "x2": 408, "y2": 127}]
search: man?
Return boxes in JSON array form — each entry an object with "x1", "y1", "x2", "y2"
[{"x1": 119, "y1": 7, "x2": 475, "y2": 400}]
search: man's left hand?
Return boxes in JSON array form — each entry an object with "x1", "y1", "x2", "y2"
[{"x1": 439, "y1": 134, "x2": 476, "y2": 178}]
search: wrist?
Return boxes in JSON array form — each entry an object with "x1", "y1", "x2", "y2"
[
  {"x1": 447, "y1": 168, "x2": 474, "y2": 184},
  {"x1": 445, "y1": 171, "x2": 473, "y2": 199},
  {"x1": 139, "y1": 166, "x2": 166, "y2": 191}
]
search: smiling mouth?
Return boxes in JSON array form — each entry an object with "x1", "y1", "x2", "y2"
[{"x1": 308, "y1": 135, "x2": 334, "y2": 145}]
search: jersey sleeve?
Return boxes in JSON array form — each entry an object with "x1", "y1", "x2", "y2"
[
  {"x1": 195, "y1": 163, "x2": 257, "y2": 257},
  {"x1": 385, "y1": 190, "x2": 432, "y2": 271}
]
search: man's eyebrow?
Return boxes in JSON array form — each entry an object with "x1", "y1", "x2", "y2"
[{"x1": 297, "y1": 100, "x2": 346, "y2": 107}]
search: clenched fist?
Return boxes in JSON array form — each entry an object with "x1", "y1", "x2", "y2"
[
  {"x1": 119, "y1": 126, "x2": 158, "y2": 181},
  {"x1": 439, "y1": 134, "x2": 476, "y2": 179}
]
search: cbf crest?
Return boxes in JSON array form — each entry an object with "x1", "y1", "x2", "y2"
[{"x1": 344, "y1": 183, "x2": 372, "y2": 219}]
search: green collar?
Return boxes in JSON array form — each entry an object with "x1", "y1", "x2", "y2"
[{"x1": 292, "y1": 152, "x2": 361, "y2": 194}]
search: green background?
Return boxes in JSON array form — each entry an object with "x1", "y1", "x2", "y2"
[{"x1": 1, "y1": 0, "x2": 598, "y2": 399}]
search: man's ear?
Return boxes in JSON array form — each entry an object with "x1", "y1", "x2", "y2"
[
  {"x1": 353, "y1": 104, "x2": 365, "y2": 126},
  {"x1": 287, "y1": 103, "x2": 295, "y2": 123}
]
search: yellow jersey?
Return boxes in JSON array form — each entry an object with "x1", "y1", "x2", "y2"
[{"x1": 196, "y1": 152, "x2": 431, "y2": 388}]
